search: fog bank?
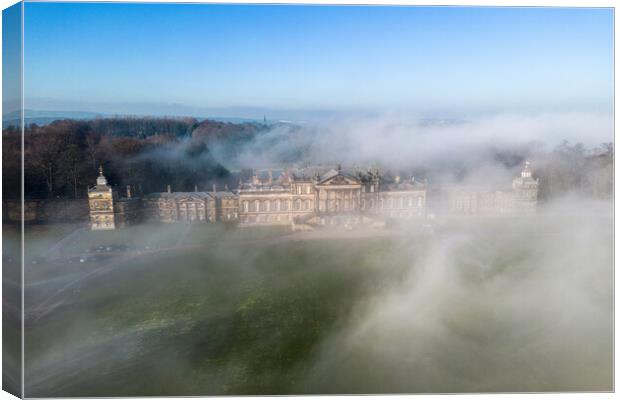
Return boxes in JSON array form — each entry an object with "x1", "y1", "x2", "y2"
[
  {"x1": 223, "y1": 111, "x2": 612, "y2": 173},
  {"x1": 298, "y1": 196, "x2": 613, "y2": 393}
]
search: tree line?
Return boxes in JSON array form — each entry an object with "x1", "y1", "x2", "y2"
[
  {"x1": 534, "y1": 141, "x2": 613, "y2": 202},
  {"x1": 2, "y1": 117, "x2": 613, "y2": 202},
  {"x1": 3, "y1": 117, "x2": 268, "y2": 199}
]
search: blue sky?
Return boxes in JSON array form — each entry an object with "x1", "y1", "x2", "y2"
[
  {"x1": 3, "y1": 2, "x2": 22, "y2": 114},
  {"x1": 23, "y1": 3, "x2": 613, "y2": 119}
]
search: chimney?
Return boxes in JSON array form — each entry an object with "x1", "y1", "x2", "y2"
[
  {"x1": 224, "y1": 184, "x2": 229, "y2": 191},
  {"x1": 251, "y1": 171, "x2": 259, "y2": 185},
  {"x1": 268, "y1": 170, "x2": 273, "y2": 184},
  {"x1": 395, "y1": 175, "x2": 401, "y2": 184},
  {"x1": 167, "y1": 184, "x2": 171, "y2": 193},
  {"x1": 212, "y1": 184, "x2": 217, "y2": 193},
  {"x1": 195, "y1": 184, "x2": 198, "y2": 192},
  {"x1": 126, "y1": 185, "x2": 132, "y2": 198}
]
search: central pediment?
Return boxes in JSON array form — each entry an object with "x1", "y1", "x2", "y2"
[{"x1": 318, "y1": 173, "x2": 361, "y2": 186}]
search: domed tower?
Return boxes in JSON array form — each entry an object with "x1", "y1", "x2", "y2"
[
  {"x1": 88, "y1": 166, "x2": 117, "y2": 230},
  {"x1": 512, "y1": 161, "x2": 539, "y2": 213}
]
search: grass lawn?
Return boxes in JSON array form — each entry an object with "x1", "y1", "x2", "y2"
[
  {"x1": 21, "y1": 215, "x2": 613, "y2": 396},
  {"x1": 24, "y1": 234, "x2": 415, "y2": 396},
  {"x1": 22, "y1": 222, "x2": 292, "y2": 285}
]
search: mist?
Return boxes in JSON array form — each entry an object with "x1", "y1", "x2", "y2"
[
  {"x1": 21, "y1": 193, "x2": 613, "y2": 396},
  {"x1": 296, "y1": 196, "x2": 612, "y2": 393},
  {"x1": 219, "y1": 111, "x2": 612, "y2": 179},
  {"x1": 18, "y1": 108, "x2": 613, "y2": 396}
]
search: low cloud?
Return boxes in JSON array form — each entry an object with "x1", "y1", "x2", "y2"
[
  {"x1": 223, "y1": 111, "x2": 613, "y2": 177},
  {"x1": 297, "y1": 196, "x2": 613, "y2": 393}
]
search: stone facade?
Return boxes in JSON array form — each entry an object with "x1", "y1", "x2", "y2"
[
  {"x1": 88, "y1": 169, "x2": 237, "y2": 230},
  {"x1": 87, "y1": 161, "x2": 538, "y2": 230},
  {"x1": 238, "y1": 170, "x2": 315, "y2": 225},
  {"x1": 511, "y1": 161, "x2": 539, "y2": 213},
  {"x1": 143, "y1": 187, "x2": 216, "y2": 223},
  {"x1": 237, "y1": 165, "x2": 427, "y2": 226},
  {"x1": 3, "y1": 199, "x2": 89, "y2": 224},
  {"x1": 437, "y1": 161, "x2": 539, "y2": 216},
  {"x1": 88, "y1": 167, "x2": 141, "y2": 230},
  {"x1": 213, "y1": 189, "x2": 239, "y2": 222},
  {"x1": 361, "y1": 178, "x2": 426, "y2": 219},
  {"x1": 88, "y1": 167, "x2": 118, "y2": 230},
  {"x1": 139, "y1": 185, "x2": 240, "y2": 224}
]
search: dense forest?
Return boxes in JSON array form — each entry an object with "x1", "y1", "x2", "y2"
[
  {"x1": 534, "y1": 141, "x2": 613, "y2": 202},
  {"x1": 2, "y1": 117, "x2": 269, "y2": 199},
  {"x1": 1, "y1": 117, "x2": 614, "y2": 202}
]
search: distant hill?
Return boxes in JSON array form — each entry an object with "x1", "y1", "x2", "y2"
[
  {"x1": 2, "y1": 109, "x2": 272, "y2": 129},
  {"x1": 3, "y1": 110, "x2": 107, "y2": 129}
]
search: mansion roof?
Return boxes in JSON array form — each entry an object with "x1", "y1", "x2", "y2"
[
  {"x1": 145, "y1": 192, "x2": 213, "y2": 200},
  {"x1": 237, "y1": 164, "x2": 428, "y2": 193},
  {"x1": 88, "y1": 184, "x2": 112, "y2": 192},
  {"x1": 385, "y1": 180, "x2": 427, "y2": 191}
]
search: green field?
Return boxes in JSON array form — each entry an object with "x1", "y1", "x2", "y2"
[
  {"x1": 20, "y1": 222, "x2": 292, "y2": 285},
  {"x1": 20, "y1": 215, "x2": 613, "y2": 396}
]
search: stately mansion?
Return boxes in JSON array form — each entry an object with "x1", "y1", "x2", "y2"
[{"x1": 88, "y1": 162, "x2": 539, "y2": 230}]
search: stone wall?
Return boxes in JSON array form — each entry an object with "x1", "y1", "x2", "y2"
[{"x1": 3, "y1": 199, "x2": 89, "y2": 224}]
